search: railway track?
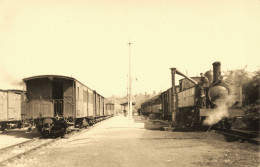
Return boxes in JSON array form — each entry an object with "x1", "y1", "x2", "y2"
[
  {"x1": 0, "y1": 138, "x2": 56, "y2": 166},
  {"x1": 0, "y1": 129, "x2": 78, "y2": 166},
  {"x1": 0, "y1": 124, "x2": 99, "y2": 166},
  {"x1": 0, "y1": 118, "x2": 112, "y2": 166},
  {"x1": 215, "y1": 128, "x2": 260, "y2": 144}
]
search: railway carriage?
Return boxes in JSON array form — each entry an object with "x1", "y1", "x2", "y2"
[
  {"x1": 160, "y1": 86, "x2": 179, "y2": 120},
  {"x1": 140, "y1": 95, "x2": 162, "y2": 118},
  {"x1": 105, "y1": 101, "x2": 122, "y2": 116},
  {"x1": 140, "y1": 98, "x2": 152, "y2": 116},
  {"x1": 140, "y1": 87, "x2": 179, "y2": 120},
  {"x1": 23, "y1": 75, "x2": 105, "y2": 136}
]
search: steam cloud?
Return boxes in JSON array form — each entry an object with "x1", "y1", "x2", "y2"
[
  {"x1": 203, "y1": 94, "x2": 239, "y2": 126},
  {"x1": 0, "y1": 69, "x2": 24, "y2": 89},
  {"x1": 203, "y1": 104, "x2": 229, "y2": 126},
  {"x1": 4, "y1": 73, "x2": 23, "y2": 86}
]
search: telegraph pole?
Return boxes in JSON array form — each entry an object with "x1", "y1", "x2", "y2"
[
  {"x1": 128, "y1": 41, "x2": 133, "y2": 120},
  {"x1": 126, "y1": 74, "x2": 129, "y2": 116}
]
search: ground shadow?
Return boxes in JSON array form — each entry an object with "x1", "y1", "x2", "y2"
[{"x1": 0, "y1": 128, "x2": 40, "y2": 139}]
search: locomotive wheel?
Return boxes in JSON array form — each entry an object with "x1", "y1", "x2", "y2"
[{"x1": 221, "y1": 119, "x2": 232, "y2": 130}]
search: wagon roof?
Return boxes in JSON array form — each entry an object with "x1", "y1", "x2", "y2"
[
  {"x1": 0, "y1": 89, "x2": 25, "y2": 93},
  {"x1": 5, "y1": 89, "x2": 25, "y2": 93},
  {"x1": 141, "y1": 95, "x2": 160, "y2": 105},
  {"x1": 23, "y1": 75, "x2": 75, "y2": 82},
  {"x1": 23, "y1": 75, "x2": 105, "y2": 98}
]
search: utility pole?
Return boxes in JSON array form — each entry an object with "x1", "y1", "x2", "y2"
[
  {"x1": 128, "y1": 41, "x2": 133, "y2": 120},
  {"x1": 126, "y1": 74, "x2": 129, "y2": 116}
]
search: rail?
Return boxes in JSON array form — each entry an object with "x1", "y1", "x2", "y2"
[
  {"x1": 215, "y1": 128, "x2": 260, "y2": 144},
  {"x1": 0, "y1": 138, "x2": 55, "y2": 165}
]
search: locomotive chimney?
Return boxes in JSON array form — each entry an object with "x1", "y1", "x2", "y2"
[{"x1": 212, "y1": 61, "x2": 221, "y2": 83}]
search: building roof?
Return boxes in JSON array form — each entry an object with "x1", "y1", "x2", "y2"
[{"x1": 120, "y1": 102, "x2": 136, "y2": 106}]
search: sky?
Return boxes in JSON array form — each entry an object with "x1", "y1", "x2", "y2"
[{"x1": 0, "y1": 0, "x2": 259, "y2": 97}]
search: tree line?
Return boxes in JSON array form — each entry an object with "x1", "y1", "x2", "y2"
[{"x1": 223, "y1": 67, "x2": 260, "y2": 106}]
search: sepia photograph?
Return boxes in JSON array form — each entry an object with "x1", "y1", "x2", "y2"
[{"x1": 0, "y1": 0, "x2": 259, "y2": 166}]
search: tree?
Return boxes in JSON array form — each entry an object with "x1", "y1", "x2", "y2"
[
  {"x1": 223, "y1": 67, "x2": 250, "y2": 86},
  {"x1": 223, "y1": 67, "x2": 260, "y2": 105},
  {"x1": 244, "y1": 69, "x2": 260, "y2": 105}
]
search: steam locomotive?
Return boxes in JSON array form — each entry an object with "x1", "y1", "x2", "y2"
[{"x1": 141, "y1": 62, "x2": 243, "y2": 129}]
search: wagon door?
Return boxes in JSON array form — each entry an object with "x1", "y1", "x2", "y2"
[
  {"x1": 88, "y1": 90, "x2": 94, "y2": 117},
  {"x1": 63, "y1": 80, "x2": 74, "y2": 117},
  {"x1": 96, "y1": 95, "x2": 100, "y2": 116},
  {"x1": 52, "y1": 80, "x2": 64, "y2": 117},
  {"x1": 0, "y1": 91, "x2": 8, "y2": 121},
  {"x1": 7, "y1": 92, "x2": 21, "y2": 121}
]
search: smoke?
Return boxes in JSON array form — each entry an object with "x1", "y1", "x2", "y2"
[
  {"x1": 203, "y1": 94, "x2": 239, "y2": 126},
  {"x1": 4, "y1": 73, "x2": 23, "y2": 86},
  {"x1": 0, "y1": 67, "x2": 24, "y2": 89}
]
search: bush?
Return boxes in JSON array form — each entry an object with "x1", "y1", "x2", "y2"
[{"x1": 242, "y1": 105, "x2": 260, "y2": 131}]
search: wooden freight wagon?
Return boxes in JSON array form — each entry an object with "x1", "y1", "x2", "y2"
[{"x1": 0, "y1": 90, "x2": 25, "y2": 130}]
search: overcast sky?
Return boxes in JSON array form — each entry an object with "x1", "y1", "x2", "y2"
[{"x1": 0, "y1": 0, "x2": 259, "y2": 97}]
